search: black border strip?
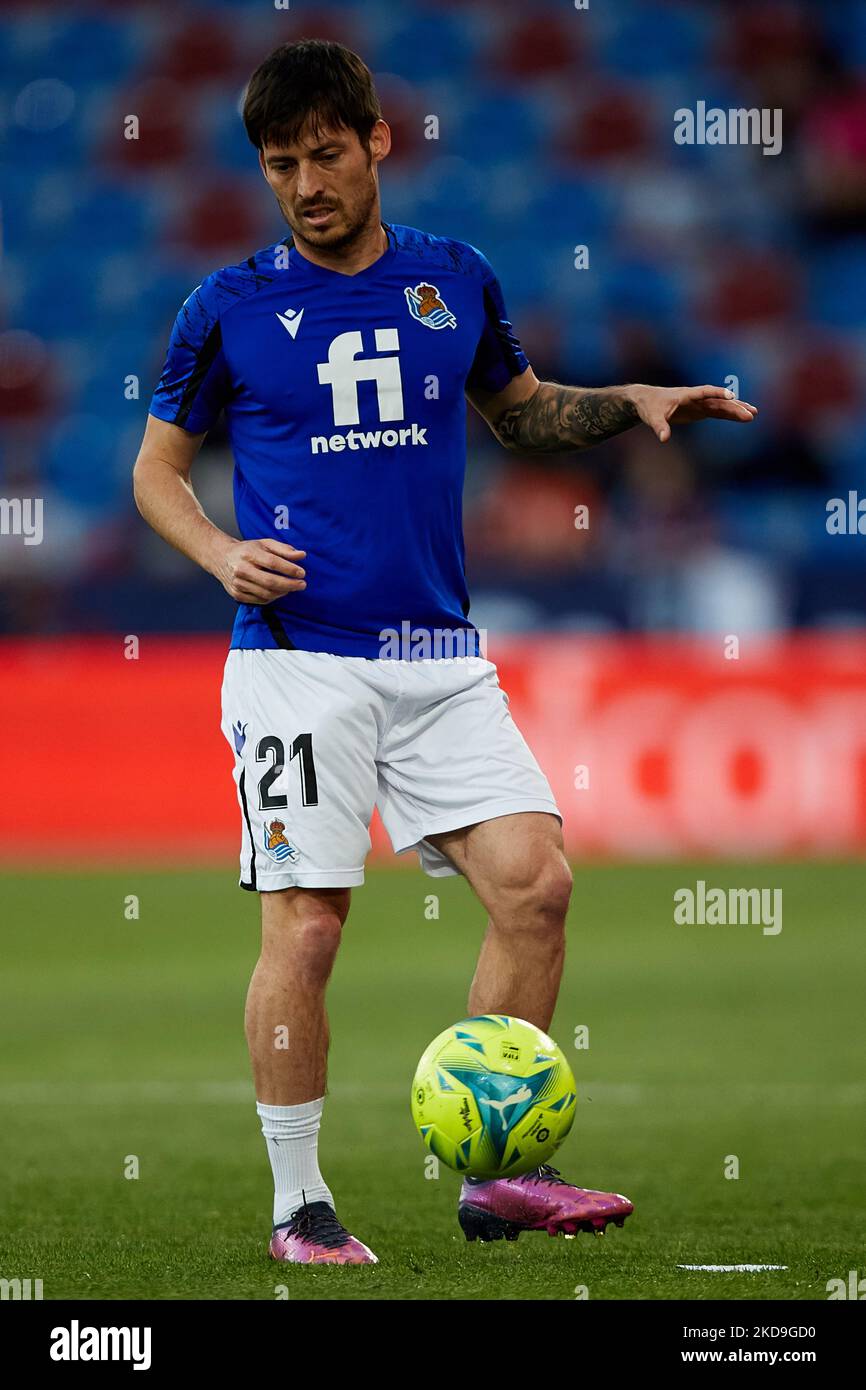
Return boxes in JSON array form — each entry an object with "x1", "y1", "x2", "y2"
[
  {"x1": 260, "y1": 606, "x2": 295, "y2": 650},
  {"x1": 175, "y1": 320, "x2": 223, "y2": 429},
  {"x1": 238, "y1": 768, "x2": 257, "y2": 891}
]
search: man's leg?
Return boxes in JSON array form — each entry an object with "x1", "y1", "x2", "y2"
[
  {"x1": 247, "y1": 886, "x2": 347, "y2": 1223},
  {"x1": 428, "y1": 811, "x2": 633, "y2": 1240},
  {"x1": 427, "y1": 811, "x2": 572, "y2": 1030},
  {"x1": 221, "y1": 649, "x2": 380, "y2": 1261},
  {"x1": 246, "y1": 885, "x2": 349, "y2": 1105}
]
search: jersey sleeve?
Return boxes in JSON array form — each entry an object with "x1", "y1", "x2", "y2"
[
  {"x1": 465, "y1": 249, "x2": 529, "y2": 396},
  {"x1": 149, "y1": 276, "x2": 232, "y2": 434}
]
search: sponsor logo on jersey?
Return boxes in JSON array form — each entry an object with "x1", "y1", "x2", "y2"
[
  {"x1": 404, "y1": 282, "x2": 456, "y2": 330},
  {"x1": 311, "y1": 422, "x2": 428, "y2": 454},
  {"x1": 317, "y1": 328, "x2": 404, "y2": 425},
  {"x1": 313, "y1": 328, "x2": 429, "y2": 452},
  {"x1": 263, "y1": 818, "x2": 300, "y2": 864}
]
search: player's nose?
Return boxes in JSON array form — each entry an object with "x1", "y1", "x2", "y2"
[{"x1": 295, "y1": 163, "x2": 326, "y2": 202}]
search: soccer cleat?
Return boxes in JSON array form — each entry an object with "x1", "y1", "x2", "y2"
[
  {"x1": 458, "y1": 1164, "x2": 634, "y2": 1242},
  {"x1": 268, "y1": 1199, "x2": 378, "y2": 1264}
]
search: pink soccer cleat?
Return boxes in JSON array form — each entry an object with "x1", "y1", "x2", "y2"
[
  {"x1": 268, "y1": 1199, "x2": 378, "y2": 1264},
  {"x1": 458, "y1": 1165, "x2": 634, "y2": 1242}
]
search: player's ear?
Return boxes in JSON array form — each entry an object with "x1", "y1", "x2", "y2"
[{"x1": 368, "y1": 120, "x2": 391, "y2": 165}]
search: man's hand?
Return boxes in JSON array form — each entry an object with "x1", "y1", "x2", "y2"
[
  {"x1": 627, "y1": 383, "x2": 757, "y2": 444},
  {"x1": 133, "y1": 418, "x2": 308, "y2": 606},
  {"x1": 210, "y1": 537, "x2": 307, "y2": 605}
]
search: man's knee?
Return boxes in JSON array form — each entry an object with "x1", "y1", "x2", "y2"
[
  {"x1": 493, "y1": 846, "x2": 572, "y2": 931},
  {"x1": 530, "y1": 851, "x2": 573, "y2": 926},
  {"x1": 260, "y1": 888, "x2": 349, "y2": 984}
]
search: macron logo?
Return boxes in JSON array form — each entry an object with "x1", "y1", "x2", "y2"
[{"x1": 276, "y1": 308, "x2": 304, "y2": 339}]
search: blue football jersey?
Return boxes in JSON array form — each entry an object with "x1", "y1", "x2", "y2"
[{"x1": 149, "y1": 223, "x2": 528, "y2": 656}]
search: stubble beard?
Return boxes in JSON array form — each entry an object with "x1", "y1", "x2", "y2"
[{"x1": 279, "y1": 172, "x2": 380, "y2": 256}]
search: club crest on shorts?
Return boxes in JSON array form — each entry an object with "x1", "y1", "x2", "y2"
[
  {"x1": 263, "y1": 818, "x2": 300, "y2": 864},
  {"x1": 404, "y1": 282, "x2": 456, "y2": 330}
]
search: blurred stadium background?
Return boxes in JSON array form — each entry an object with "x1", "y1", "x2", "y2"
[{"x1": 2, "y1": 0, "x2": 866, "y2": 861}]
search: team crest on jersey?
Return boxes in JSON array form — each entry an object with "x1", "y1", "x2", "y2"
[
  {"x1": 404, "y1": 282, "x2": 456, "y2": 330},
  {"x1": 263, "y1": 818, "x2": 300, "y2": 864}
]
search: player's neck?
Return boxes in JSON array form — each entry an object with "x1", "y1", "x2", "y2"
[{"x1": 290, "y1": 218, "x2": 389, "y2": 278}]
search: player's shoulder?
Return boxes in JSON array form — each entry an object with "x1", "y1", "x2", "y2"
[
  {"x1": 181, "y1": 239, "x2": 292, "y2": 322},
  {"x1": 389, "y1": 223, "x2": 496, "y2": 283}
]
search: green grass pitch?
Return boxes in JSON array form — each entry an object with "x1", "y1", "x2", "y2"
[{"x1": 1, "y1": 862, "x2": 864, "y2": 1301}]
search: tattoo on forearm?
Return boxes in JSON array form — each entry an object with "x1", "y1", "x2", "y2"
[{"x1": 494, "y1": 383, "x2": 639, "y2": 453}]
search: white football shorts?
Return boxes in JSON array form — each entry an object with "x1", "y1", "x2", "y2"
[{"x1": 220, "y1": 650, "x2": 560, "y2": 891}]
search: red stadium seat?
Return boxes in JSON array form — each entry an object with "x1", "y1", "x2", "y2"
[
  {"x1": 101, "y1": 78, "x2": 195, "y2": 170},
  {"x1": 169, "y1": 175, "x2": 269, "y2": 255},
  {"x1": 700, "y1": 252, "x2": 800, "y2": 330},
  {"x1": 493, "y1": 12, "x2": 583, "y2": 80},
  {"x1": 558, "y1": 85, "x2": 650, "y2": 164},
  {"x1": 158, "y1": 17, "x2": 248, "y2": 86},
  {"x1": 0, "y1": 331, "x2": 57, "y2": 423}
]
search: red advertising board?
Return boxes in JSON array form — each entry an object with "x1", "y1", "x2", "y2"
[{"x1": 1, "y1": 636, "x2": 864, "y2": 862}]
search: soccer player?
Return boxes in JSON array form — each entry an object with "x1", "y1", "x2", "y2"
[{"x1": 133, "y1": 39, "x2": 757, "y2": 1264}]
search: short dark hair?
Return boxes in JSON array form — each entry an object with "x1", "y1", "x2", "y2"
[{"x1": 243, "y1": 39, "x2": 382, "y2": 152}]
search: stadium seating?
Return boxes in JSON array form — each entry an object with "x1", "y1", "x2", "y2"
[{"x1": 1, "y1": 0, "x2": 864, "y2": 634}]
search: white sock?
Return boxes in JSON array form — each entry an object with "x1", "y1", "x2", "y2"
[{"x1": 256, "y1": 1098, "x2": 334, "y2": 1227}]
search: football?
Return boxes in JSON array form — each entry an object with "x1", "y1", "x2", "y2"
[{"x1": 410, "y1": 1014, "x2": 577, "y2": 1179}]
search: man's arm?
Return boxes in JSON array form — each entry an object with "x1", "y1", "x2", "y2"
[
  {"x1": 467, "y1": 366, "x2": 757, "y2": 452},
  {"x1": 132, "y1": 414, "x2": 306, "y2": 605}
]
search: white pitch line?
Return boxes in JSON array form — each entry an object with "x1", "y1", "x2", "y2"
[
  {"x1": 0, "y1": 1080, "x2": 404, "y2": 1105},
  {"x1": 678, "y1": 1264, "x2": 788, "y2": 1272},
  {"x1": 0, "y1": 1080, "x2": 251, "y2": 1105},
  {"x1": 0, "y1": 1079, "x2": 862, "y2": 1106}
]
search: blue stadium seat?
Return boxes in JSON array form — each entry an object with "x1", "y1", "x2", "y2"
[
  {"x1": 0, "y1": 15, "x2": 142, "y2": 86},
  {"x1": 809, "y1": 242, "x2": 866, "y2": 330},
  {"x1": 76, "y1": 324, "x2": 161, "y2": 427},
  {"x1": 61, "y1": 182, "x2": 156, "y2": 254},
  {"x1": 527, "y1": 177, "x2": 616, "y2": 247},
  {"x1": 42, "y1": 412, "x2": 130, "y2": 513},
  {"x1": 598, "y1": 1, "x2": 712, "y2": 77},
  {"x1": 374, "y1": 10, "x2": 480, "y2": 78},
  {"x1": 560, "y1": 315, "x2": 620, "y2": 385},
  {"x1": 602, "y1": 258, "x2": 686, "y2": 327},
  {"x1": 818, "y1": 0, "x2": 866, "y2": 68},
  {"x1": 452, "y1": 89, "x2": 545, "y2": 163},
  {"x1": 18, "y1": 254, "x2": 103, "y2": 339},
  {"x1": 206, "y1": 95, "x2": 258, "y2": 173}
]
